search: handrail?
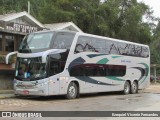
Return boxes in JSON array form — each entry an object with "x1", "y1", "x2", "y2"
[{"x1": 5, "y1": 51, "x2": 18, "y2": 64}]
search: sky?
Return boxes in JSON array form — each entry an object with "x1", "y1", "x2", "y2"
[{"x1": 137, "y1": 0, "x2": 160, "y2": 18}]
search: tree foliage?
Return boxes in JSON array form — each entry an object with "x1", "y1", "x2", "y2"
[
  {"x1": 150, "y1": 21, "x2": 160, "y2": 64},
  {"x1": 0, "y1": 0, "x2": 159, "y2": 63}
]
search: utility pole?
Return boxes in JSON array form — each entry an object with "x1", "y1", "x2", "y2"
[{"x1": 28, "y1": 1, "x2": 30, "y2": 14}]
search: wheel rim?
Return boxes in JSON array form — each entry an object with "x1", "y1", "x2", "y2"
[
  {"x1": 124, "y1": 83, "x2": 129, "y2": 93},
  {"x1": 132, "y1": 82, "x2": 137, "y2": 93},
  {"x1": 68, "y1": 86, "x2": 76, "y2": 97}
]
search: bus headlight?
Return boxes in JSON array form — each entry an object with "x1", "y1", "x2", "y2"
[
  {"x1": 40, "y1": 82, "x2": 48, "y2": 86},
  {"x1": 59, "y1": 77, "x2": 68, "y2": 81}
]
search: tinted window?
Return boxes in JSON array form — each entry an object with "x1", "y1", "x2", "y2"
[
  {"x1": 106, "y1": 40, "x2": 149, "y2": 58},
  {"x1": 53, "y1": 32, "x2": 75, "y2": 49},
  {"x1": 49, "y1": 57, "x2": 65, "y2": 76},
  {"x1": 70, "y1": 64, "x2": 126, "y2": 77},
  {"x1": 116, "y1": 42, "x2": 149, "y2": 57},
  {"x1": 19, "y1": 32, "x2": 53, "y2": 50},
  {"x1": 92, "y1": 38, "x2": 106, "y2": 53},
  {"x1": 108, "y1": 42, "x2": 119, "y2": 54},
  {"x1": 49, "y1": 59, "x2": 61, "y2": 76},
  {"x1": 75, "y1": 36, "x2": 94, "y2": 53},
  {"x1": 105, "y1": 65, "x2": 126, "y2": 76},
  {"x1": 48, "y1": 51, "x2": 69, "y2": 76},
  {"x1": 75, "y1": 36, "x2": 149, "y2": 58}
]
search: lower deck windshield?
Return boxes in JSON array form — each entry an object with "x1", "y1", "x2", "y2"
[{"x1": 15, "y1": 57, "x2": 47, "y2": 81}]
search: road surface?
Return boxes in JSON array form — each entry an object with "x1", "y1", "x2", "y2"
[{"x1": 0, "y1": 84, "x2": 160, "y2": 120}]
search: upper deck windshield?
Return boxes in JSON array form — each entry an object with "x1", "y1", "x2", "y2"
[
  {"x1": 19, "y1": 31, "x2": 76, "y2": 53},
  {"x1": 19, "y1": 32, "x2": 54, "y2": 52}
]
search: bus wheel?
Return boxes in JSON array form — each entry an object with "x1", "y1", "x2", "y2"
[
  {"x1": 123, "y1": 81, "x2": 130, "y2": 95},
  {"x1": 66, "y1": 82, "x2": 78, "y2": 99},
  {"x1": 131, "y1": 81, "x2": 138, "y2": 94}
]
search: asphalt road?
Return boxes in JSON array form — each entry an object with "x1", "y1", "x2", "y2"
[{"x1": 0, "y1": 84, "x2": 160, "y2": 120}]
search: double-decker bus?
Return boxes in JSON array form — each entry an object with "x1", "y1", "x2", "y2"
[{"x1": 6, "y1": 30, "x2": 150, "y2": 99}]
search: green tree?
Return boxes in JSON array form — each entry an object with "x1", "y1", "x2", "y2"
[
  {"x1": 101, "y1": 0, "x2": 153, "y2": 44},
  {"x1": 150, "y1": 21, "x2": 160, "y2": 64},
  {"x1": 0, "y1": 0, "x2": 156, "y2": 45}
]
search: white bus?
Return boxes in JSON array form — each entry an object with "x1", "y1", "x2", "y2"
[{"x1": 6, "y1": 30, "x2": 150, "y2": 99}]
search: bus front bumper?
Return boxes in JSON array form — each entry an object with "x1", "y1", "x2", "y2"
[{"x1": 15, "y1": 89, "x2": 48, "y2": 96}]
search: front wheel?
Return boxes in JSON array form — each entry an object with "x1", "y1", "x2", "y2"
[
  {"x1": 66, "y1": 82, "x2": 78, "y2": 99},
  {"x1": 123, "y1": 81, "x2": 130, "y2": 95},
  {"x1": 131, "y1": 81, "x2": 138, "y2": 94}
]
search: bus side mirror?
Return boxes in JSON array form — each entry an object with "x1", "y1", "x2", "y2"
[
  {"x1": 6, "y1": 51, "x2": 18, "y2": 64},
  {"x1": 42, "y1": 49, "x2": 67, "y2": 63}
]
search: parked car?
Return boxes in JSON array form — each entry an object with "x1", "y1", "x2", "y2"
[
  {"x1": 150, "y1": 75, "x2": 160, "y2": 82},
  {"x1": 150, "y1": 75, "x2": 155, "y2": 82}
]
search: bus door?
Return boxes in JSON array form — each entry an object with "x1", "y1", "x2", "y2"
[{"x1": 48, "y1": 58, "x2": 61, "y2": 95}]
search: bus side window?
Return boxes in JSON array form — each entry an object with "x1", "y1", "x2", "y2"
[
  {"x1": 75, "y1": 36, "x2": 93, "y2": 53},
  {"x1": 70, "y1": 66, "x2": 83, "y2": 76},
  {"x1": 53, "y1": 33, "x2": 75, "y2": 49},
  {"x1": 106, "y1": 65, "x2": 126, "y2": 77},
  {"x1": 92, "y1": 38, "x2": 105, "y2": 53}
]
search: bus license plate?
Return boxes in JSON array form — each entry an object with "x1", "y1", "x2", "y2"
[{"x1": 23, "y1": 90, "x2": 29, "y2": 95}]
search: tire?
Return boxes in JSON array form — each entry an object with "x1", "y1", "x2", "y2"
[
  {"x1": 123, "y1": 81, "x2": 130, "y2": 95},
  {"x1": 66, "y1": 82, "x2": 78, "y2": 99},
  {"x1": 131, "y1": 81, "x2": 138, "y2": 94}
]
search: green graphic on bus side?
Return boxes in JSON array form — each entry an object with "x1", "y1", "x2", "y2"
[
  {"x1": 97, "y1": 58, "x2": 109, "y2": 64},
  {"x1": 111, "y1": 56, "x2": 123, "y2": 59},
  {"x1": 139, "y1": 63, "x2": 149, "y2": 84}
]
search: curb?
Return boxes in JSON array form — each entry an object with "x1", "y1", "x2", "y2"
[
  {"x1": 0, "y1": 94, "x2": 15, "y2": 99},
  {"x1": 0, "y1": 90, "x2": 14, "y2": 94},
  {"x1": 0, "y1": 90, "x2": 15, "y2": 99}
]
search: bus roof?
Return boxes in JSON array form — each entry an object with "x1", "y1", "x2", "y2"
[{"x1": 33, "y1": 30, "x2": 77, "y2": 34}]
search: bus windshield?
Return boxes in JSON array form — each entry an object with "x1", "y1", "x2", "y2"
[
  {"x1": 15, "y1": 57, "x2": 47, "y2": 81},
  {"x1": 19, "y1": 32, "x2": 54, "y2": 50}
]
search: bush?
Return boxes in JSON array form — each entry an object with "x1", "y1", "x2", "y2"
[{"x1": 0, "y1": 54, "x2": 13, "y2": 64}]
